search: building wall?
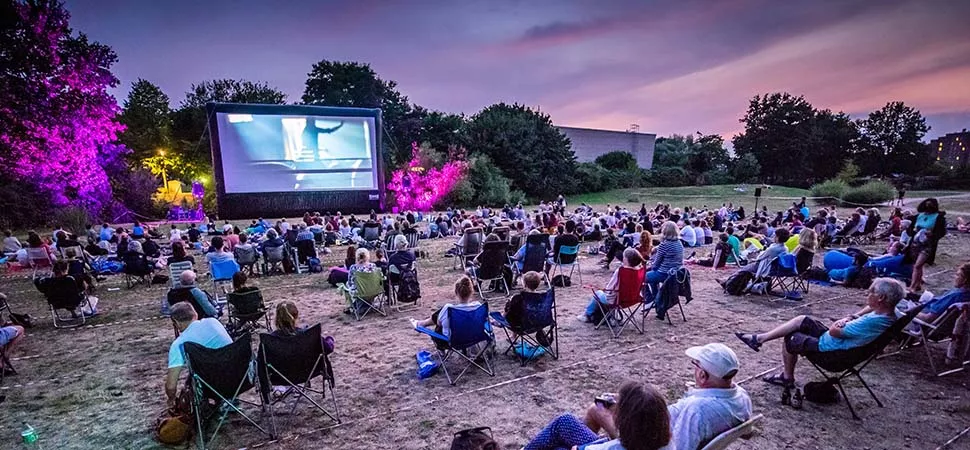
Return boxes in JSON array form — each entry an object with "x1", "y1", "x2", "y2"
[
  {"x1": 557, "y1": 126, "x2": 656, "y2": 169},
  {"x1": 930, "y1": 130, "x2": 969, "y2": 170}
]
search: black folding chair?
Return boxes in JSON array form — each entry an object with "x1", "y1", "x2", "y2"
[
  {"x1": 184, "y1": 334, "x2": 272, "y2": 449},
  {"x1": 258, "y1": 324, "x2": 340, "y2": 435},
  {"x1": 472, "y1": 241, "x2": 510, "y2": 301},
  {"x1": 35, "y1": 275, "x2": 94, "y2": 328},
  {"x1": 805, "y1": 303, "x2": 926, "y2": 420},
  {"x1": 490, "y1": 289, "x2": 558, "y2": 366},
  {"x1": 517, "y1": 233, "x2": 551, "y2": 288},
  {"x1": 227, "y1": 288, "x2": 271, "y2": 334},
  {"x1": 642, "y1": 267, "x2": 691, "y2": 326}
]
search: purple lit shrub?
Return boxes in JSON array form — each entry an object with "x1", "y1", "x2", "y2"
[{"x1": 387, "y1": 142, "x2": 467, "y2": 211}]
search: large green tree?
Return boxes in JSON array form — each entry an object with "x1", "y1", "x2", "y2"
[
  {"x1": 808, "y1": 109, "x2": 860, "y2": 181},
  {"x1": 652, "y1": 133, "x2": 729, "y2": 184},
  {"x1": 732, "y1": 93, "x2": 816, "y2": 184},
  {"x1": 464, "y1": 103, "x2": 576, "y2": 198},
  {"x1": 302, "y1": 60, "x2": 420, "y2": 167},
  {"x1": 118, "y1": 78, "x2": 172, "y2": 161},
  {"x1": 856, "y1": 101, "x2": 930, "y2": 176}
]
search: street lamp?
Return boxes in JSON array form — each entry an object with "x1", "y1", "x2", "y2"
[{"x1": 158, "y1": 149, "x2": 168, "y2": 187}]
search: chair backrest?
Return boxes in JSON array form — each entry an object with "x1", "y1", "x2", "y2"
[
  {"x1": 556, "y1": 244, "x2": 580, "y2": 265},
  {"x1": 508, "y1": 234, "x2": 523, "y2": 254},
  {"x1": 522, "y1": 234, "x2": 550, "y2": 273},
  {"x1": 211, "y1": 259, "x2": 240, "y2": 281},
  {"x1": 167, "y1": 287, "x2": 215, "y2": 319},
  {"x1": 406, "y1": 231, "x2": 420, "y2": 249},
  {"x1": 924, "y1": 303, "x2": 965, "y2": 342},
  {"x1": 27, "y1": 247, "x2": 52, "y2": 267},
  {"x1": 811, "y1": 303, "x2": 927, "y2": 372},
  {"x1": 351, "y1": 269, "x2": 384, "y2": 299},
  {"x1": 36, "y1": 275, "x2": 84, "y2": 309},
  {"x1": 295, "y1": 239, "x2": 316, "y2": 261},
  {"x1": 462, "y1": 228, "x2": 484, "y2": 256},
  {"x1": 258, "y1": 324, "x2": 328, "y2": 387},
  {"x1": 518, "y1": 289, "x2": 556, "y2": 333},
  {"x1": 363, "y1": 224, "x2": 381, "y2": 241},
  {"x1": 184, "y1": 333, "x2": 254, "y2": 400},
  {"x1": 492, "y1": 226, "x2": 510, "y2": 242},
  {"x1": 168, "y1": 261, "x2": 193, "y2": 288},
  {"x1": 123, "y1": 253, "x2": 152, "y2": 275},
  {"x1": 233, "y1": 246, "x2": 257, "y2": 265},
  {"x1": 700, "y1": 414, "x2": 764, "y2": 450},
  {"x1": 477, "y1": 241, "x2": 509, "y2": 279},
  {"x1": 264, "y1": 244, "x2": 285, "y2": 263},
  {"x1": 447, "y1": 303, "x2": 491, "y2": 351},
  {"x1": 617, "y1": 267, "x2": 646, "y2": 308},
  {"x1": 59, "y1": 245, "x2": 85, "y2": 261},
  {"x1": 227, "y1": 287, "x2": 265, "y2": 316}
]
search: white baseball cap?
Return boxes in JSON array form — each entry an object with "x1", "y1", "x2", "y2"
[{"x1": 686, "y1": 343, "x2": 740, "y2": 380}]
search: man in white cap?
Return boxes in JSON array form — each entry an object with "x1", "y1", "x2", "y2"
[{"x1": 585, "y1": 342, "x2": 752, "y2": 450}]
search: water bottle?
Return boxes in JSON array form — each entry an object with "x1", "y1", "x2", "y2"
[
  {"x1": 416, "y1": 350, "x2": 437, "y2": 379},
  {"x1": 21, "y1": 424, "x2": 38, "y2": 447}
]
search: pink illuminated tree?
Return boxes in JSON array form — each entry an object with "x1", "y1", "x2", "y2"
[
  {"x1": 0, "y1": 0, "x2": 125, "y2": 223},
  {"x1": 387, "y1": 142, "x2": 467, "y2": 211}
]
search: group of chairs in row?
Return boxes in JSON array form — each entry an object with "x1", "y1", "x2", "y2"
[
  {"x1": 182, "y1": 325, "x2": 338, "y2": 449},
  {"x1": 589, "y1": 266, "x2": 693, "y2": 339}
]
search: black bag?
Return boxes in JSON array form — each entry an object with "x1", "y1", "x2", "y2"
[
  {"x1": 552, "y1": 274, "x2": 571, "y2": 287},
  {"x1": 846, "y1": 266, "x2": 877, "y2": 289},
  {"x1": 803, "y1": 380, "x2": 840, "y2": 404},
  {"x1": 804, "y1": 266, "x2": 830, "y2": 281},
  {"x1": 151, "y1": 274, "x2": 170, "y2": 285},
  {"x1": 723, "y1": 271, "x2": 754, "y2": 296},
  {"x1": 397, "y1": 269, "x2": 422, "y2": 303},
  {"x1": 9, "y1": 312, "x2": 35, "y2": 328}
]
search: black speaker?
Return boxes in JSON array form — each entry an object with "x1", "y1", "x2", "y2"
[{"x1": 754, "y1": 187, "x2": 763, "y2": 198}]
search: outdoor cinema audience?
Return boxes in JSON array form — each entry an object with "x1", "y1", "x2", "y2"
[
  {"x1": 164, "y1": 301, "x2": 232, "y2": 408},
  {"x1": 167, "y1": 270, "x2": 219, "y2": 319}
]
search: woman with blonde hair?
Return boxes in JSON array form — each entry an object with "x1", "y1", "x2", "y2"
[
  {"x1": 792, "y1": 228, "x2": 817, "y2": 273},
  {"x1": 637, "y1": 230, "x2": 653, "y2": 261},
  {"x1": 272, "y1": 300, "x2": 335, "y2": 353},
  {"x1": 645, "y1": 221, "x2": 684, "y2": 293},
  {"x1": 411, "y1": 276, "x2": 481, "y2": 349}
]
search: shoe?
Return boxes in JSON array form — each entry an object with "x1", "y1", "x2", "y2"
[
  {"x1": 575, "y1": 314, "x2": 589, "y2": 323},
  {"x1": 715, "y1": 278, "x2": 726, "y2": 287},
  {"x1": 2, "y1": 366, "x2": 16, "y2": 377},
  {"x1": 735, "y1": 332, "x2": 761, "y2": 352}
]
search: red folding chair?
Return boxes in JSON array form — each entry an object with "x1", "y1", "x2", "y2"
[{"x1": 588, "y1": 267, "x2": 646, "y2": 338}]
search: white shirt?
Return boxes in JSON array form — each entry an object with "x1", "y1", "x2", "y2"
[
  {"x1": 667, "y1": 386, "x2": 752, "y2": 450},
  {"x1": 680, "y1": 225, "x2": 696, "y2": 247},
  {"x1": 167, "y1": 318, "x2": 232, "y2": 368},
  {"x1": 169, "y1": 229, "x2": 181, "y2": 242},
  {"x1": 692, "y1": 227, "x2": 704, "y2": 246},
  {"x1": 280, "y1": 221, "x2": 292, "y2": 232}
]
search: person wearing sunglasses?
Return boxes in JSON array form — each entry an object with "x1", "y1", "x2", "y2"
[{"x1": 524, "y1": 381, "x2": 671, "y2": 450}]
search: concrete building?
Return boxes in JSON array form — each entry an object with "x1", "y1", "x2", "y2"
[
  {"x1": 930, "y1": 129, "x2": 969, "y2": 170},
  {"x1": 557, "y1": 126, "x2": 656, "y2": 169}
]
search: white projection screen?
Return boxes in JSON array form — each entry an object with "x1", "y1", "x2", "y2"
[{"x1": 214, "y1": 111, "x2": 379, "y2": 193}]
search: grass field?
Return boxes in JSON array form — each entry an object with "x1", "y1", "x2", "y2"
[{"x1": 569, "y1": 185, "x2": 811, "y2": 213}]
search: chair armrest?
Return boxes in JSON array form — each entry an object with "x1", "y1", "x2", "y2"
[
  {"x1": 489, "y1": 312, "x2": 510, "y2": 328},
  {"x1": 414, "y1": 326, "x2": 449, "y2": 342}
]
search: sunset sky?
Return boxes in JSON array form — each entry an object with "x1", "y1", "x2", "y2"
[{"x1": 66, "y1": 0, "x2": 970, "y2": 140}]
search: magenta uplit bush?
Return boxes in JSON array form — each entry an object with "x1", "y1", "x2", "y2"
[{"x1": 387, "y1": 142, "x2": 467, "y2": 211}]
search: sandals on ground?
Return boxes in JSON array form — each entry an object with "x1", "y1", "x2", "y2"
[
  {"x1": 762, "y1": 372, "x2": 794, "y2": 387},
  {"x1": 734, "y1": 332, "x2": 761, "y2": 352}
]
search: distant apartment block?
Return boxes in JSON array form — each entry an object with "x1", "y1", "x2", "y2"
[
  {"x1": 930, "y1": 129, "x2": 969, "y2": 170},
  {"x1": 557, "y1": 126, "x2": 656, "y2": 169}
]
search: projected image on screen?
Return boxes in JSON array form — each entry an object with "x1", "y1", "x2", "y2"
[{"x1": 215, "y1": 112, "x2": 378, "y2": 193}]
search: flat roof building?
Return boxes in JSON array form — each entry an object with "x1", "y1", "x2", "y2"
[
  {"x1": 930, "y1": 129, "x2": 969, "y2": 171},
  {"x1": 557, "y1": 126, "x2": 656, "y2": 169}
]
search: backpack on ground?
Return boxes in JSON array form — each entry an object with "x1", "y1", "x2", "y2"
[
  {"x1": 308, "y1": 257, "x2": 323, "y2": 273},
  {"x1": 552, "y1": 274, "x2": 571, "y2": 287},
  {"x1": 397, "y1": 269, "x2": 422, "y2": 303},
  {"x1": 723, "y1": 271, "x2": 754, "y2": 296}
]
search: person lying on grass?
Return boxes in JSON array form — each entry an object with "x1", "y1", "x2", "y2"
[{"x1": 735, "y1": 277, "x2": 905, "y2": 387}]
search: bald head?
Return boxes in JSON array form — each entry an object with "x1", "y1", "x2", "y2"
[{"x1": 179, "y1": 270, "x2": 197, "y2": 286}]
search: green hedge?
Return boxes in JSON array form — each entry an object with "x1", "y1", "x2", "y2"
[
  {"x1": 810, "y1": 179, "x2": 849, "y2": 205},
  {"x1": 842, "y1": 180, "x2": 895, "y2": 206}
]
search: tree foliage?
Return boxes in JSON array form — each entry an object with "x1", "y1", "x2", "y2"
[
  {"x1": 653, "y1": 133, "x2": 729, "y2": 184},
  {"x1": 594, "y1": 151, "x2": 638, "y2": 171},
  {"x1": 732, "y1": 93, "x2": 816, "y2": 184},
  {"x1": 464, "y1": 103, "x2": 576, "y2": 198},
  {"x1": 857, "y1": 101, "x2": 930, "y2": 176},
  {"x1": 118, "y1": 78, "x2": 173, "y2": 160},
  {"x1": 0, "y1": 0, "x2": 125, "y2": 223},
  {"x1": 730, "y1": 153, "x2": 761, "y2": 183}
]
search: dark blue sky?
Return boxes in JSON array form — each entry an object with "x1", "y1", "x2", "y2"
[{"x1": 65, "y1": 0, "x2": 970, "y2": 139}]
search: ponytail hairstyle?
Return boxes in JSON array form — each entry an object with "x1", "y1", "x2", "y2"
[
  {"x1": 275, "y1": 300, "x2": 300, "y2": 335},
  {"x1": 454, "y1": 276, "x2": 474, "y2": 302}
]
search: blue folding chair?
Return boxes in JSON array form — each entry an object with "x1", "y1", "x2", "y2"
[
  {"x1": 210, "y1": 259, "x2": 240, "y2": 306},
  {"x1": 415, "y1": 304, "x2": 495, "y2": 385},
  {"x1": 490, "y1": 289, "x2": 558, "y2": 366},
  {"x1": 550, "y1": 244, "x2": 582, "y2": 285},
  {"x1": 767, "y1": 253, "x2": 808, "y2": 295}
]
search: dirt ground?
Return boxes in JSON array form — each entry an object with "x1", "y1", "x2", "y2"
[{"x1": 1, "y1": 219, "x2": 969, "y2": 449}]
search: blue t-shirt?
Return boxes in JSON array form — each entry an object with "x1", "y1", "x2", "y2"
[
  {"x1": 167, "y1": 318, "x2": 232, "y2": 368},
  {"x1": 828, "y1": 266, "x2": 858, "y2": 282},
  {"x1": 915, "y1": 212, "x2": 938, "y2": 231},
  {"x1": 99, "y1": 228, "x2": 112, "y2": 242},
  {"x1": 132, "y1": 225, "x2": 144, "y2": 237},
  {"x1": 800, "y1": 207, "x2": 810, "y2": 220},
  {"x1": 818, "y1": 312, "x2": 894, "y2": 352},
  {"x1": 926, "y1": 288, "x2": 970, "y2": 316}
]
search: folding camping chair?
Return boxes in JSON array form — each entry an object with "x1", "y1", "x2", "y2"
[
  {"x1": 123, "y1": 253, "x2": 153, "y2": 289},
  {"x1": 36, "y1": 275, "x2": 95, "y2": 328},
  {"x1": 168, "y1": 261, "x2": 194, "y2": 288},
  {"x1": 489, "y1": 289, "x2": 558, "y2": 366},
  {"x1": 765, "y1": 253, "x2": 809, "y2": 295},
  {"x1": 233, "y1": 246, "x2": 259, "y2": 277},
  {"x1": 27, "y1": 247, "x2": 53, "y2": 279},
  {"x1": 643, "y1": 267, "x2": 690, "y2": 326},
  {"x1": 471, "y1": 240, "x2": 510, "y2": 302},
  {"x1": 184, "y1": 334, "x2": 273, "y2": 449},
  {"x1": 699, "y1": 414, "x2": 764, "y2": 450},
  {"x1": 805, "y1": 302, "x2": 925, "y2": 420},
  {"x1": 227, "y1": 288, "x2": 271, "y2": 334},
  {"x1": 517, "y1": 233, "x2": 551, "y2": 288},
  {"x1": 262, "y1": 245, "x2": 286, "y2": 275},
  {"x1": 210, "y1": 259, "x2": 240, "y2": 307},
  {"x1": 361, "y1": 224, "x2": 382, "y2": 250},
  {"x1": 491, "y1": 226, "x2": 510, "y2": 243},
  {"x1": 258, "y1": 324, "x2": 339, "y2": 434},
  {"x1": 891, "y1": 302, "x2": 968, "y2": 377},
  {"x1": 453, "y1": 227, "x2": 484, "y2": 270},
  {"x1": 415, "y1": 303, "x2": 495, "y2": 385},
  {"x1": 339, "y1": 270, "x2": 387, "y2": 321},
  {"x1": 589, "y1": 267, "x2": 646, "y2": 338},
  {"x1": 550, "y1": 244, "x2": 582, "y2": 286},
  {"x1": 293, "y1": 240, "x2": 317, "y2": 274},
  {"x1": 404, "y1": 230, "x2": 421, "y2": 255}
]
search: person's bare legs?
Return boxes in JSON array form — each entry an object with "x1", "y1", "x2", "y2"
[
  {"x1": 584, "y1": 403, "x2": 618, "y2": 439},
  {"x1": 752, "y1": 315, "x2": 809, "y2": 343},
  {"x1": 0, "y1": 325, "x2": 25, "y2": 370},
  {"x1": 782, "y1": 345, "x2": 799, "y2": 380},
  {"x1": 910, "y1": 252, "x2": 928, "y2": 292}
]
